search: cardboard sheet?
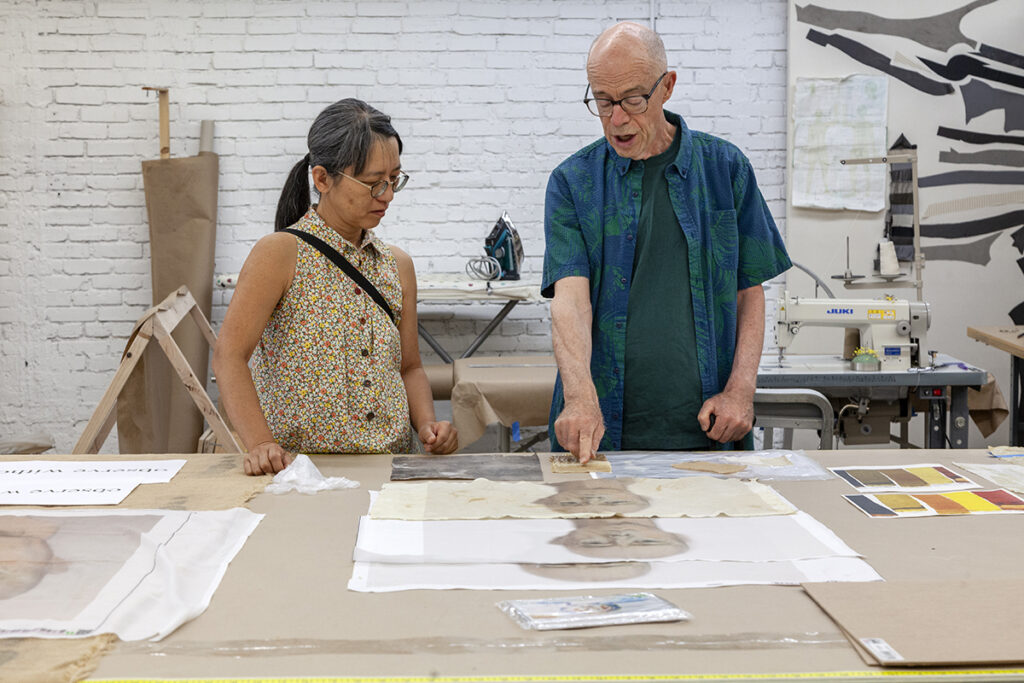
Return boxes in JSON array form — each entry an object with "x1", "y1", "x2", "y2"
[
  {"x1": 803, "y1": 579, "x2": 1024, "y2": 666},
  {"x1": 369, "y1": 477, "x2": 796, "y2": 520}
]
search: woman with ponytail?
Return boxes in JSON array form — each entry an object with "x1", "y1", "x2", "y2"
[{"x1": 213, "y1": 99, "x2": 458, "y2": 475}]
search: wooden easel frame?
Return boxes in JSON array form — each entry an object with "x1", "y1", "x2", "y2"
[{"x1": 73, "y1": 286, "x2": 241, "y2": 454}]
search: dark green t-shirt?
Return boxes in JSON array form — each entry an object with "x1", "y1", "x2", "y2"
[{"x1": 621, "y1": 127, "x2": 715, "y2": 451}]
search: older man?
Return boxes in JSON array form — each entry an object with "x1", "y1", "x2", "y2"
[{"x1": 542, "y1": 22, "x2": 791, "y2": 462}]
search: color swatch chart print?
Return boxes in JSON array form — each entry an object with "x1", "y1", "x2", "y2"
[{"x1": 830, "y1": 463, "x2": 1024, "y2": 518}]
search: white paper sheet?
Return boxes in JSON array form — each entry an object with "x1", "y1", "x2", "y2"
[
  {"x1": 792, "y1": 75, "x2": 888, "y2": 210},
  {"x1": 0, "y1": 508, "x2": 262, "y2": 640},
  {"x1": 353, "y1": 511, "x2": 861, "y2": 565},
  {"x1": 0, "y1": 460, "x2": 187, "y2": 506},
  {"x1": 0, "y1": 482, "x2": 138, "y2": 506},
  {"x1": 0, "y1": 460, "x2": 186, "y2": 483},
  {"x1": 348, "y1": 556, "x2": 882, "y2": 592}
]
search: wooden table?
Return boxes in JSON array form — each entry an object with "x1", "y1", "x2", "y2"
[
  {"x1": 967, "y1": 325, "x2": 1024, "y2": 446},
  {"x1": 30, "y1": 448, "x2": 1012, "y2": 682}
]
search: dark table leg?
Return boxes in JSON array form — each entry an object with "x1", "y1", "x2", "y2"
[
  {"x1": 418, "y1": 322, "x2": 453, "y2": 364},
  {"x1": 949, "y1": 386, "x2": 969, "y2": 448},
  {"x1": 926, "y1": 395, "x2": 948, "y2": 448},
  {"x1": 460, "y1": 300, "x2": 519, "y2": 359}
]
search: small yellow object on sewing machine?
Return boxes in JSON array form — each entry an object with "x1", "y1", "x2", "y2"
[{"x1": 775, "y1": 290, "x2": 932, "y2": 371}]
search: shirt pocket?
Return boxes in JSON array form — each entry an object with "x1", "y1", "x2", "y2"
[{"x1": 709, "y1": 209, "x2": 739, "y2": 273}]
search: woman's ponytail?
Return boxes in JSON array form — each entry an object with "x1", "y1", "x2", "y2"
[{"x1": 274, "y1": 154, "x2": 311, "y2": 232}]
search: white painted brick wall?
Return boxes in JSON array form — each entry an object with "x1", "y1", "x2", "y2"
[{"x1": 0, "y1": 0, "x2": 789, "y2": 452}]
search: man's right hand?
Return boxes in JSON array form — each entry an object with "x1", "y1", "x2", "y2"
[
  {"x1": 554, "y1": 401, "x2": 605, "y2": 464},
  {"x1": 244, "y1": 441, "x2": 294, "y2": 476}
]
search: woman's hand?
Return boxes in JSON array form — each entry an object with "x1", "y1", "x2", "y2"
[
  {"x1": 418, "y1": 421, "x2": 458, "y2": 455},
  {"x1": 244, "y1": 441, "x2": 294, "y2": 476}
]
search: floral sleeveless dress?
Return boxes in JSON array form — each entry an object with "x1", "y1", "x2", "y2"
[{"x1": 251, "y1": 208, "x2": 415, "y2": 453}]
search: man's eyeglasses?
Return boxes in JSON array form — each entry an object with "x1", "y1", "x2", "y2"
[
  {"x1": 584, "y1": 72, "x2": 668, "y2": 117},
  {"x1": 339, "y1": 171, "x2": 410, "y2": 198}
]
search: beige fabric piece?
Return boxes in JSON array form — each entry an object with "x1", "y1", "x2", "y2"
[
  {"x1": 0, "y1": 634, "x2": 117, "y2": 683},
  {"x1": 113, "y1": 454, "x2": 266, "y2": 510},
  {"x1": 369, "y1": 477, "x2": 795, "y2": 520},
  {"x1": 954, "y1": 462, "x2": 1024, "y2": 494},
  {"x1": 673, "y1": 461, "x2": 747, "y2": 475},
  {"x1": 549, "y1": 454, "x2": 611, "y2": 473}
]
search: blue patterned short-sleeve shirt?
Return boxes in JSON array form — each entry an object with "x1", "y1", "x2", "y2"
[{"x1": 542, "y1": 110, "x2": 791, "y2": 451}]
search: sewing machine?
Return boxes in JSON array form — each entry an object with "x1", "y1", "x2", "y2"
[{"x1": 775, "y1": 291, "x2": 932, "y2": 370}]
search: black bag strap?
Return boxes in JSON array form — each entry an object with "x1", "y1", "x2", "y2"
[{"x1": 282, "y1": 228, "x2": 396, "y2": 326}]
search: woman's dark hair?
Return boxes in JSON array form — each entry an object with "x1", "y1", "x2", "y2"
[{"x1": 274, "y1": 99, "x2": 403, "y2": 231}]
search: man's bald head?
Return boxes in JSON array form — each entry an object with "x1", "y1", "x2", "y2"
[{"x1": 587, "y1": 21, "x2": 667, "y2": 74}]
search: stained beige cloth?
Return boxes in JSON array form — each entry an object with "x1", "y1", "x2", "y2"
[
  {"x1": 118, "y1": 152, "x2": 219, "y2": 454},
  {"x1": 673, "y1": 461, "x2": 747, "y2": 474},
  {"x1": 0, "y1": 634, "x2": 117, "y2": 683},
  {"x1": 549, "y1": 454, "x2": 612, "y2": 473},
  {"x1": 450, "y1": 356, "x2": 556, "y2": 448},
  {"x1": 369, "y1": 476, "x2": 795, "y2": 520},
  {"x1": 0, "y1": 453, "x2": 265, "y2": 681}
]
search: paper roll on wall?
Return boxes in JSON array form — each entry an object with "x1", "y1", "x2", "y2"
[
  {"x1": 878, "y1": 239, "x2": 900, "y2": 275},
  {"x1": 199, "y1": 120, "x2": 214, "y2": 155}
]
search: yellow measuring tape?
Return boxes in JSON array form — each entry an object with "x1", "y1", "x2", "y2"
[{"x1": 88, "y1": 671, "x2": 1024, "y2": 683}]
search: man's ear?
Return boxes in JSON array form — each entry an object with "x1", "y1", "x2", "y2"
[{"x1": 661, "y1": 70, "x2": 678, "y2": 103}]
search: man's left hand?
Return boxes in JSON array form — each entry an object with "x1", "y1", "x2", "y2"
[{"x1": 697, "y1": 390, "x2": 755, "y2": 444}]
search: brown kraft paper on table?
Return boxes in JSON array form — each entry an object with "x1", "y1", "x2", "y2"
[
  {"x1": 118, "y1": 153, "x2": 219, "y2": 454},
  {"x1": 1, "y1": 454, "x2": 264, "y2": 683},
  {"x1": 0, "y1": 453, "x2": 266, "y2": 681}
]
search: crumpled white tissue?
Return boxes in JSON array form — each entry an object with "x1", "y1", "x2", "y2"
[{"x1": 263, "y1": 453, "x2": 360, "y2": 495}]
